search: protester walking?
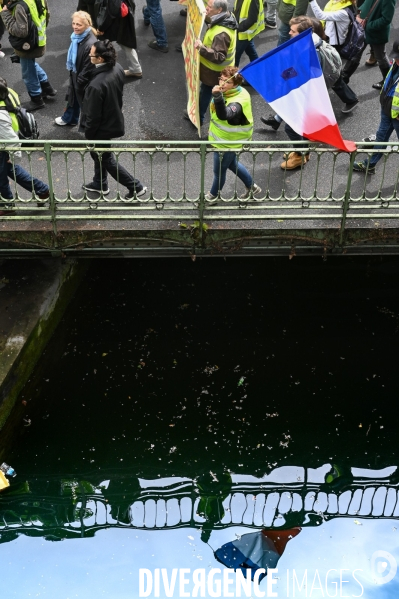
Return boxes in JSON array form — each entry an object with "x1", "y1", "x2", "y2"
[
  {"x1": 143, "y1": 0, "x2": 168, "y2": 52},
  {"x1": 97, "y1": 0, "x2": 142, "y2": 77},
  {"x1": 233, "y1": 0, "x2": 264, "y2": 67},
  {"x1": 81, "y1": 40, "x2": 147, "y2": 200},
  {"x1": 0, "y1": 77, "x2": 49, "y2": 212},
  {"x1": 193, "y1": 0, "x2": 237, "y2": 125},
  {"x1": 55, "y1": 11, "x2": 97, "y2": 127},
  {"x1": 342, "y1": 0, "x2": 395, "y2": 89},
  {"x1": 206, "y1": 66, "x2": 261, "y2": 200},
  {"x1": 1, "y1": 0, "x2": 57, "y2": 112},
  {"x1": 353, "y1": 41, "x2": 399, "y2": 173}
]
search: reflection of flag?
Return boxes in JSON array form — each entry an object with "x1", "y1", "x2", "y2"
[
  {"x1": 240, "y1": 29, "x2": 356, "y2": 153},
  {"x1": 214, "y1": 528, "x2": 301, "y2": 582}
]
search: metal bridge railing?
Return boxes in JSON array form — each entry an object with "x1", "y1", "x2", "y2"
[{"x1": 1, "y1": 140, "x2": 399, "y2": 230}]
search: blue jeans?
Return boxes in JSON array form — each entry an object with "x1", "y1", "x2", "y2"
[
  {"x1": 277, "y1": 22, "x2": 290, "y2": 46},
  {"x1": 199, "y1": 83, "x2": 213, "y2": 125},
  {"x1": 20, "y1": 58, "x2": 48, "y2": 97},
  {"x1": 284, "y1": 123, "x2": 309, "y2": 154},
  {"x1": 62, "y1": 97, "x2": 80, "y2": 126},
  {"x1": 235, "y1": 39, "x2": 258, "y2": 67},
  {"x1": 0, "y1": 151, "x2": 49, "y2": 200},
  {"x1": 210, "y1": 151, "x2": 253, "y2": 197},
  {"x1": 143, "y1": 0, "x2": 167, "y2": 47},
  {"x1": 365, "y1": 109, "x2": 399, "y2": 167}
]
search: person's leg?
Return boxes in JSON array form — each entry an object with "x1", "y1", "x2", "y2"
[
  {"x1": 89, "y1": 150, "x2": 109, "y2": 189},
  {"x1": 0, "y1": 152, "x2": 13, "y2": 201},
  {"x1": 244, "y1": 39, "x2": 258, "y2": 62},
  {"x1": 120, "y1": 44, "x2": 142, "y2": 74},
  {"x1": 210, "y1": 151, "x2": 231, "y2": 197},
  {"x1": 145, "y1": 0, "x2": 168, "y2": 47},
  {"x1": 228, "y1": 154, "x2": 253, "y2": 189},
  {"x1": 199, "y1": 83, "x2": 214, "y2": 125},
  {"x1": 332, "y1": 75, "x2": 358, "y2": 104},
  {"x1": 20, "y1": 57, "x2": 42, "y2": 96},
  {"x1": 60, "y1": 97, "x2": 80, "y2": 125},
  {"x1": 341, "y1": 42, "x2": 366, "y2": 83},
  {"x1": 265, "y1": 0, "x2": 278, "y2": 25},
  {"x1": 277, "y1": 22, "x2": 290, "y2": 46},
  {"x1": 235, "y1": 39, "x2": 248, "y2": 67},
  {"x1": 371, "y1": 43, "x2": 391, "y2": 81},
  {"x1": 368, "y1": 110, "x2": 394, "y2": 167},
  {"x1": 8, "y1": 161, "x2": 49, "y2": 196},
  {"x1": 284, "y1": 123, "x2": 309, "y2": 153},
  {"x1": 34, "y1": 61, "x2": 48, "y2": 85},
  {"x1": 102, "y1": 151, "x2": 145, "y2": 192}
]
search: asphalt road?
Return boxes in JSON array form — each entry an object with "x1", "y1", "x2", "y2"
[
  {"x1": 1, "y1": 0, "x2": 398, "y2": 142},
  {"x1": 1, "y1": 0, "x2": 399, "y2": 203}
]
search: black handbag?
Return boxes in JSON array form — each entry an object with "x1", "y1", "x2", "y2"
[{"x1": 95, "y1": 0, "x2": 115, "y2": 31}]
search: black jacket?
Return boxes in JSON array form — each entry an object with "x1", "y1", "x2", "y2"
[
  {"x1": 67, "y1": 29, "x2": 97, "y2": 107},
  {"x1": 82, "y1": 62, "x2": 125, "y2": 140},
  {"x1": 98, "y1": 0, "x2": 137, "y2": 49}
]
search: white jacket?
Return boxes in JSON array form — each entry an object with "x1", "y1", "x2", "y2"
[
  {"x1": 0, "y1": 110, "x2": 21, "y2": 157},
  {"x1": 310, "y1": 0, "x2": 350, "y2": 46}
]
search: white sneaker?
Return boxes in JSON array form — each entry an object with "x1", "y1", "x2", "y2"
[
  {"x1": 0, "y1": 52, "x2": 5, "y2": 59},
  {"x1": 55, "y1": 116, "x2": 68, "y2": 126},
  {"x1": 205, "y1": 192, "x2": 217, "y2": 202},
  {"x1": 240, "y1": 183, "x2": 262, "y2": 199}
]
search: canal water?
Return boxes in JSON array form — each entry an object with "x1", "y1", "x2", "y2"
[{"x1": 1, "y1": 257, "x2": 399, "y2": 598}]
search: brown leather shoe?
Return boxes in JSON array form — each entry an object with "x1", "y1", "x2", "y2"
[{"x1": 280, "y1": 152, "x2": 310, "y2": 170}]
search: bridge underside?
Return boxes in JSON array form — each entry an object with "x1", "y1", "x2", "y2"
[{"x1": 1, "y1": 212, "x2": 399, "y2": 257}]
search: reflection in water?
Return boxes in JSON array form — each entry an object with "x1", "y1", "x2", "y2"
[
  {"x1": 2, "y1": 258, "x2": 399, "y2": 596},
  {"x1": 1, "y1": 464, "x2": 398, "y2": 545}
]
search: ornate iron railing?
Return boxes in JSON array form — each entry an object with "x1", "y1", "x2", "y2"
[
  {"x1": 0, "y1": 466, "x2": 398, "y2": 542},
  {"x1": 1, "y1": 140, "x2": 399, "y2": 224}
]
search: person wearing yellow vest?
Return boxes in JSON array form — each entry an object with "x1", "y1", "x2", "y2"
[
  {"x1": 206, "y1": 66, "x2": 261, "y2": 201},
  {"x1": 277, "y1": 0, "x2": 309, "y2": 45},
  {"x1": 233, "y1": 0, "x2": 264, "y2": 67},
  {"x1": 1, "y1": 0, "x2": 57, "y2": 112},
  {"x1": 192, "y1": 0, "x2": 237, "y2": 126},
  {"x1": 0, "y1": 77, "x2": 49, "y2": 212},
  {"x1": 353, "y1": 41, "x2": 399, "y2": 174}
]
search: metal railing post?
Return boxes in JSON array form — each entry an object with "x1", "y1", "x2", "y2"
[
  {"x1": 198, "y1": 142, "x2": 206, "y2": 248},
  {"x1": 339, "y1": 151, "x2": 357, "y2": 246},
  {"x1": 44, "y1": 142, "x2": 58, "y2": 246}
]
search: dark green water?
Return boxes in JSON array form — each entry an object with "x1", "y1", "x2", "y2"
[{"x1": 1, "y1": 257, "x2": 399, "y2": 598}]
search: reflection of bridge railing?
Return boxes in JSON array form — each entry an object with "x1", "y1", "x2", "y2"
[
  {"x1": 2, "y1": 141, "x2": 399, "y2": 256},
  {"x1": 0, "y1": 465, "x2": 398, "y2": 542}
]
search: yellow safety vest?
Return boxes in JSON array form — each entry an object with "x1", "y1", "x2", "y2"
[
  {"x1": 0, "y1": 88, "x2": 20, "y2": 133},
  {"x1": 282, "y1": 0, "x2": 296, "y2": 7},
  {"x1": 208, "y1": 86, "x2": 253, "y2": 149},
  {"x1": 200, "y1": 24, "x2": 236, "y2": 72},
  {"x1": 383, "y1": 65, "x2": 399, "y2": 119},
  {"x1": 236, "y1": 0, "x2": 265, "y2": 40},
  {"x1": 13, "y1": 0, "x2": 47, "y2": 47}
]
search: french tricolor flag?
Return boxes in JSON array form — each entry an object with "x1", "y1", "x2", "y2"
[{"x1": 240, "y1": 29, "x2": 356, "y2": 153}]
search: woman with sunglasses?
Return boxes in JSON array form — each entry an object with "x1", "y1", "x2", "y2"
[{"x1": 207, "y1": 66, "x2": 261, "y2": 201}]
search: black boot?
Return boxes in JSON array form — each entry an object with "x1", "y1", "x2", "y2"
[
  {"x1": 40, "y1": 80, "x2": 57, "y2": 99},
  {"x1": 22, "y1": 94, "x2": 45, "y2": 112}
]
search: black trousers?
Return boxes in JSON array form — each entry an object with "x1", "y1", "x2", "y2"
[{"x1": 89, "y1": 145, "x2": 143, "y2": 192}]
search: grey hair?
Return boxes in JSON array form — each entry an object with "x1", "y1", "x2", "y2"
[{"x1": 213, "y1": 0, "x2": 228, "y2": 11}]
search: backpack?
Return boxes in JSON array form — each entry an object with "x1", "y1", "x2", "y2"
[
  {"x1": 7, "y1": 0, "x2": 39, "y2": 52},
  {"x1": 334, "y1": 8, "x2": 365, "y2": 61},
  {"x1": 316, "y1": 40, "x2": 342, "y2": 89},
  {"x1": 0, "y1": 95, "x2": 39, "y2": 140}
]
